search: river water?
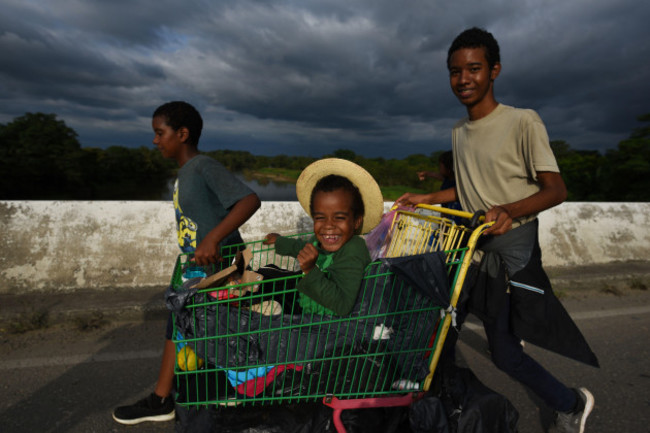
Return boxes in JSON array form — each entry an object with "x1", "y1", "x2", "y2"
[{"x1": 234, "y1": 173, "x2": 297, "y2": 201}]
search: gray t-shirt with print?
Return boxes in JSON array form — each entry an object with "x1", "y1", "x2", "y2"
[{"x1": 173, "y1": 154, "x2": 254, "y2": 252}]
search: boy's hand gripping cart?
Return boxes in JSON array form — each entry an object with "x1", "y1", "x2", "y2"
[{"x1": 169, "y1": 205, "x2": 492, "y2": 432}]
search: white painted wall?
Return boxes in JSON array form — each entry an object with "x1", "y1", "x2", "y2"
[
  {"x1": 538, "y1": 202, "x2": 650, "y2": 266},
  {"x1": 1, "y1": 201, "x2": 648, "y2": 293}
]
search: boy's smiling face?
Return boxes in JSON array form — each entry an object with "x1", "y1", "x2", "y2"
[
  {"x1": 312, "y1": 188, "x2": 362, "y2": 253},
  {"x1": 448, "y1": 47, "x2": 500, "y2": 119}
]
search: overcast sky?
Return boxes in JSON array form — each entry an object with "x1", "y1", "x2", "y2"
[{"x1": 1, "y1": 0, "x2": 648, "y2": 158}]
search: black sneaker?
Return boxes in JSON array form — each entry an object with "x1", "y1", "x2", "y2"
[
  {"x1": 549, "y1": 387, "x2": 594, "y2": 433},
  {"x1": 112, "y1": 393, "x2": 175, "y2": 425}
]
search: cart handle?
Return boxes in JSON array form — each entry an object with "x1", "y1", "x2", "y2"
[
  {"x1": 468, "y1": 210, "x2": 485, "y2": 229},
  {"x1": 390, "y1": 203, "x2": 488, "y2": 229}
]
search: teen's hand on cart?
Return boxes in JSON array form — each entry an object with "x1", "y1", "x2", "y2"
[
  {"x1": 193, "y1": 240, "x2": 223, "y2": 266},
  {"x1": 297, "y1": 243, "x2": 318, "y2": 274},
  {"x1": 394, "y1": 192, "x2": 426, "y2": 208},
  {"x1": 483, "y1": 206, "x2": 512, "y2": 235},
  {"x1": 263, "y1": 233, "x2": 279, "y2": 245}
]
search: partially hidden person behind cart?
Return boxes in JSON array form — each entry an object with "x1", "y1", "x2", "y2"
[
  {"x1": 263, "y1": 158, "x2": 384, "y2": 317},
  {"x1": 416, "y1": 150, "x2": 463, "y2": 223},
  {"x1": 112, "y1": 101, "x2": 261, "y2": 426},
  {"x1": 395, "y1": 28, "x2": 597, "y2": 433}
]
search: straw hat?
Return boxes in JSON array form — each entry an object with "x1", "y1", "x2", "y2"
[{"x1": 296, "y1": 158, "x2": 384, "y2": 234}]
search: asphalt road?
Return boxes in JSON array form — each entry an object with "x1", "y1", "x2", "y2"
[{"x1": 1, "y1": 290, "x2": 649, "y2": 433}]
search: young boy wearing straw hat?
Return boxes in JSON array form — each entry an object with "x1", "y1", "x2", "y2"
[{"x1": 264, "y1": 158, "x2": 384, "y2": 316}]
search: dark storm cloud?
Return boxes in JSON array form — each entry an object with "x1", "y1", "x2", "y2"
[
  {"x1": 495, "y1": 0, "x2": 650, "y2": 148},
  {"x1": 0, "y1": 0, "x2": 648, "y2": 156}
]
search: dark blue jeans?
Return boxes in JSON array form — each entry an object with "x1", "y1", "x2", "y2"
[{"x1": 483, "y1": 293, "x2": 575, "y2": 412}]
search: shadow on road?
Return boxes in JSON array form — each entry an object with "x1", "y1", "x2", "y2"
[{"x1": 0, "y1": 292, "x2": 172, "y2": 433}]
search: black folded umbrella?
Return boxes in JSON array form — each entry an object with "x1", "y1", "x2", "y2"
[{"x1": 381, "y1": 252, "x2": 451, "y2": 308}]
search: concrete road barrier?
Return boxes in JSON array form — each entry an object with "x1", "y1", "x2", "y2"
[{"x1": 1, "y1": 201, "x2": 648, "y2": 293}]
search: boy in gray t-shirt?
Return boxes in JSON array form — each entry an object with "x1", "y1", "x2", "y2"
[{"x1": 113, "y1": 101, "x2": 260, "y2": 426}]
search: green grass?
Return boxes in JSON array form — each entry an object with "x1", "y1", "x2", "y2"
[
  {"x1": 599, "y1": 283, "x2": 624, "y2": 296},
  {"x1": 629, "y1": 278, "x2": 648, "y2": 291},
  {"x1": 249, "y1": 167, "x2": 301, "y2": 182},
  {"x1": 380, "y1": 185, "x2": 431, "y2": 201},
  {"x1": 244, "y1": 167, "x2": 432, "y2": 202},
  {"x1": 8, "y1": 308, "x2": 50, "y2": 334},
  {"x1": 73, "y1": 311, "x2": 109, "y2": 331}
]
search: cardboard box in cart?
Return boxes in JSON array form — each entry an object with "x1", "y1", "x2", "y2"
[{"x1": 191, "y1": 247, "x2": 263, "y2": 297}]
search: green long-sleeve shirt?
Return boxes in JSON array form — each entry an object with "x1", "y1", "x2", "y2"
[{"x1": 274, "y1": 235, "x2": 371, "y2": 316}]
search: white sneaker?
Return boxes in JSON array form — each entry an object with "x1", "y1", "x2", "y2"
[{"x1": 549, "y1": 387, "x2": 594, "y2": 433}]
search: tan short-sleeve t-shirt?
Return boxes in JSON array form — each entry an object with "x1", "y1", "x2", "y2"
[{"x1": 452, "y1": 104, "x2": 559, "y2": 227}]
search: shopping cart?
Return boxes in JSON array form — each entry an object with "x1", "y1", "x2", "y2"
[{"x1": 168, "y1": 205, "x2": 492, "y2": 432}]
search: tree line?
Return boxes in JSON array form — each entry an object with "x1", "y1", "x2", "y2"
[
  {"x1": 0, "y1": 113, "x2": 174, "y2": 200},
  {"x1": 1, "y1": 112, "x2": 649, "y2": 201}
]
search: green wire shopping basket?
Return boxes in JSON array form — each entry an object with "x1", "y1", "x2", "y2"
[{"x1": 169, "y1": 205, "x2": 491, "y2": 432}]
